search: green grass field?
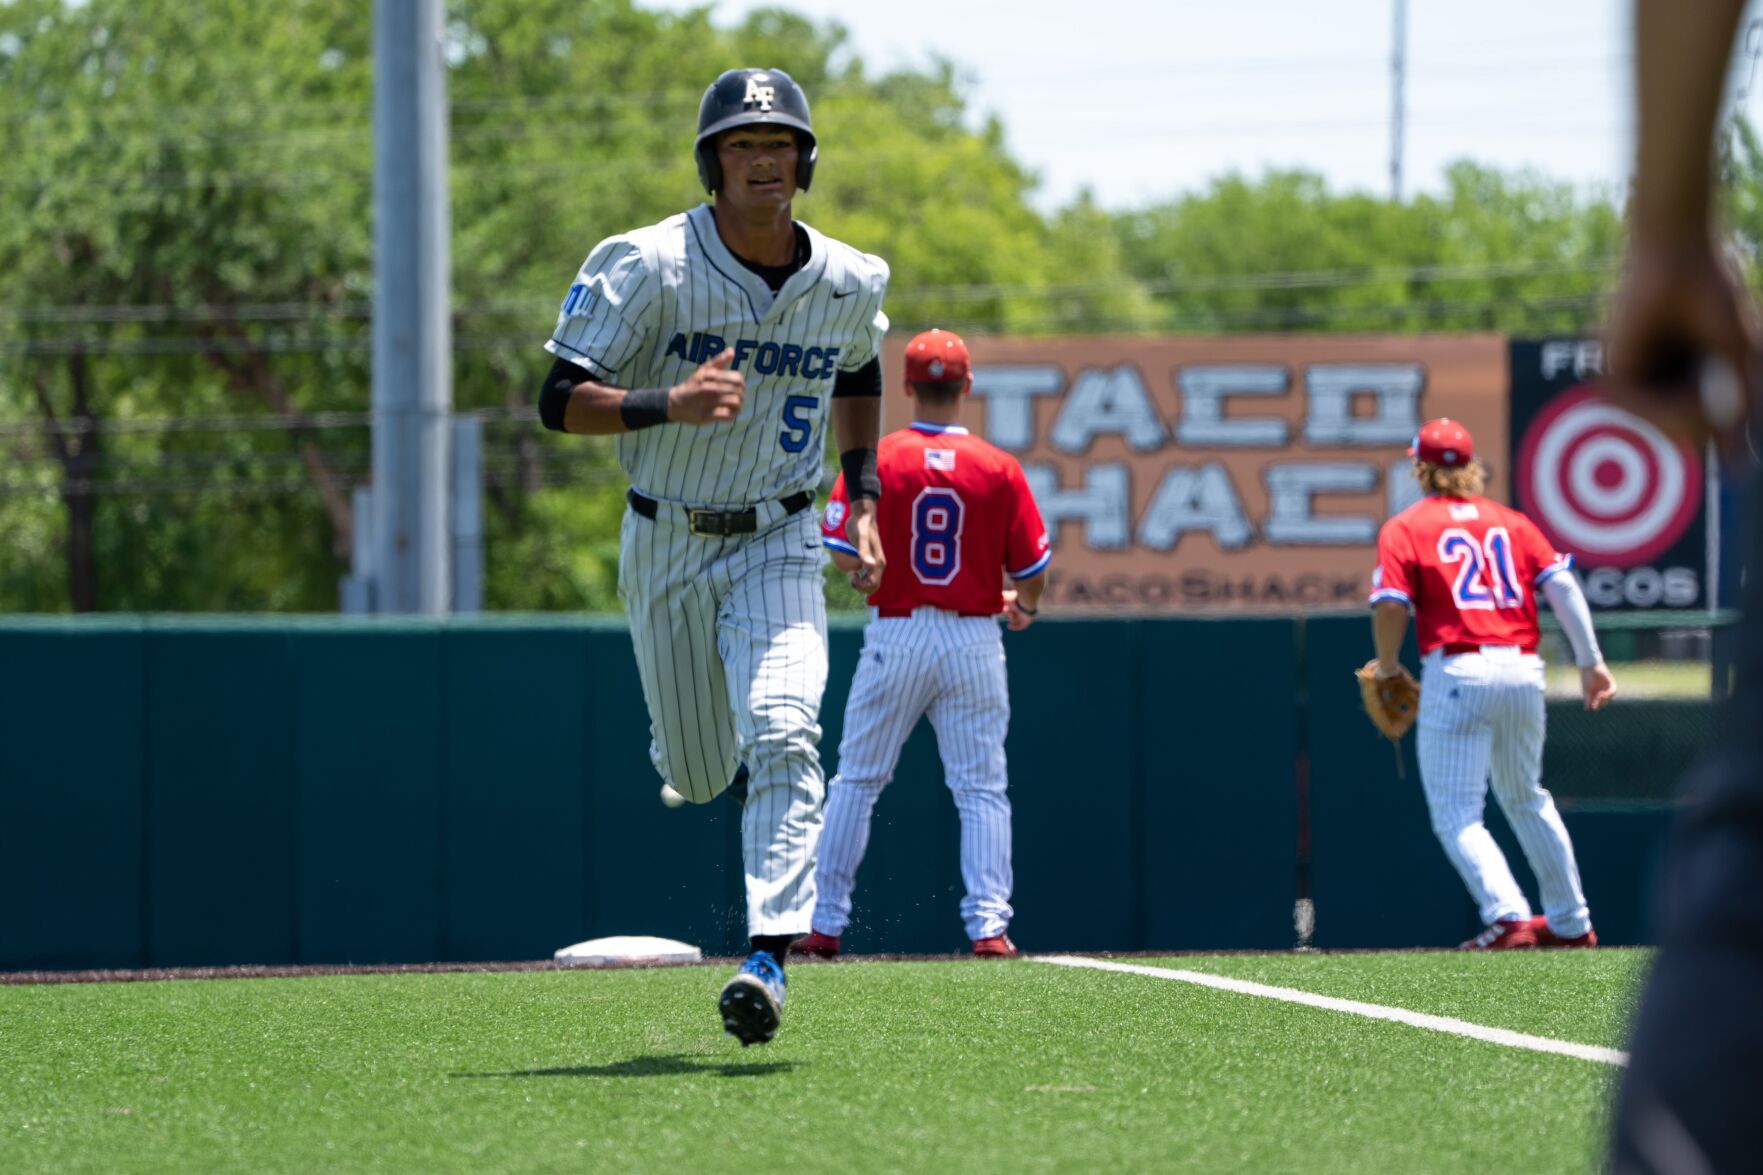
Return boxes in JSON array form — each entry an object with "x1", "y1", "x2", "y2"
[
  {"x1": 1545, "y1": 658, "x2": 1709, "y2": 698},
  {"x1": 0, "y1": 950, "x2": 1649, "y2": 1175}
]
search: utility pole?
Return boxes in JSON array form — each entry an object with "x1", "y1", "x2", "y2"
[
  {"x1": 370, "y1": 0, "x2": 452, "y2": 613},
  {"x1": 1390, "y1": 0, "x2": 1407, "y2": 203}
]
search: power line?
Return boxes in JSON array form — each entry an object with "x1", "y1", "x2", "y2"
[
  {"x1": 0, "y1": 463, "x2": 625, "y2": 500},
  {"x1": 0, "y1": 303, "x2": 1614, "y2": 358},
  {"x1": 0, "y1": 100, "x2": 1641, "y2": 164},
  {"x1": 0, "y1": 405, "x2": 539, "y2": 438},
  {"x1": 903, "y1": 290, "x2": 1606, "y2": 336},
  {"x1": 0, "y1": 50, "x2": 1638, "y2": 131},
  {"x1": 0, "y1": 292, "x2": 1610, "y2": 437},
  {"x1": 0, "y1": 258, "x2": 1619, "y2": 327}
]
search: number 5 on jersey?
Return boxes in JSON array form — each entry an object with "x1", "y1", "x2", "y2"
[{"x1": 779, "y1": 395, "x2": 817, "y2": 452}]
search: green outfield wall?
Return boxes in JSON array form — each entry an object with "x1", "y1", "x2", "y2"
[{"x1": 0, "y1": 615, "x2": 1692, "y2": 970}]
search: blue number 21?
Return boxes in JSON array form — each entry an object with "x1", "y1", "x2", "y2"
[
  {"x1": 779, "y1": 395, "x2": 817, "y2": 453},
  {"x1": 1437, "y1": 526, "x2": 1523, "y2": 610}
]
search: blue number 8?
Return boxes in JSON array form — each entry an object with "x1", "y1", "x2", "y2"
[{"x1": 911, "y1": 487, "x2": 965, "y2": 585}]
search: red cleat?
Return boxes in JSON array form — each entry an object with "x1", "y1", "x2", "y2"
[
  {"x1": 972, "y1": 934, "x2": 1019, "y2": 958},
  {"x1": 791, "y1": 931, "x2": 840, "y2": 959},
  {"x1": 1528, "y1": 916, "x2": 1598, "y2": 948},
  {"x1": 1459, "y1": 918, "x2": 1537, "y2": 950}
]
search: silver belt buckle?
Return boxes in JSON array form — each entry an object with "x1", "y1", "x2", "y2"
[{"x1": 688, "y1": 508, "x2": 722, "y2": 537}]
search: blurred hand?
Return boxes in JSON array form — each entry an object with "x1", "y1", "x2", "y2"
[
  {"x1": 1001, "y1": 589, "x2": 1036, "y2": 631},
  {"x1": 1580, "y1": 661, "x2": 1618, "y2": 711},
  {"x1": 667, "y1": 349, "x2": 745, "y2": 425},
  {"x1": 1604, "y1": 234, "x2": 1759, "y2": 444},
  {"x1": 845, "y1": 499, "x2": 884, "y2": 593}
]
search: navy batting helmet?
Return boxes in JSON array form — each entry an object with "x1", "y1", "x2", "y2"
[{"x1": 694, "y1": 68, "x2": 817, "y2": 194}]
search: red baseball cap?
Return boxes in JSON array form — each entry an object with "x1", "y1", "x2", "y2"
[
  {"x1": 904, "y1": 329, "x2": 971, "y2": 383},
  {"x1": 1410, "y1": 418, "x2": 1474, "y2": 467}
]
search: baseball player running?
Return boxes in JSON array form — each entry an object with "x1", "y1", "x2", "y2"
[
  {"x1": 1369, "y1": 418, "x2": 1618, "y2": 950},
  {"x1": 795, "y1": 329, "x2": 1051, "y2": 960},
  {"x1": 536, "y1": 67, "x2": 889, "y2": 1045}
]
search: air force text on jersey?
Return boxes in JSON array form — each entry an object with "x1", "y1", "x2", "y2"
[
  {"x1": 559, "y1": 282, "x2": 848, "y2": 382},
  {"x1": 660, "y1": 331, "x2": 844, "y2": 381}
]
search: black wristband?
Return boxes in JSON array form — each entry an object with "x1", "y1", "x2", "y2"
[
  {"x1": 1017, "y1": 603, "x2": 1038, "y2": 616},
  {"x1": 619, "y1": 386, "x2": 670, "y2": 431},
  {"x1": 840, "y1": 447, "x2": 881, "y2": 500}
]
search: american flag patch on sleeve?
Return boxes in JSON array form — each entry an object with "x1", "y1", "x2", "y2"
[{"x1": 926, "y1": 449, "x2": 956, "y2": 471}]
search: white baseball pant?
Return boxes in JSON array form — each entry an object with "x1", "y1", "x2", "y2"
[
  {"x1": 813, "y1": 609, "x2": 1014, "y2": 942},
  {"x1": 1416, "y1": 646, "x2": 1592, "y2": 937},
  {"x1": 619, "y1": 500, "x2": 827, "y2": 937}
]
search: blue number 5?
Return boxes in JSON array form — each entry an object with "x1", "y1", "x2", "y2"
[{"x1": 779, "y1": 395, "x2": 817, "y2": 453}]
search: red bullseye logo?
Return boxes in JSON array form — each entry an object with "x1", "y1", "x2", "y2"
[{"x1": 1515, "y1": 386, "x2": 1702, "y2": 566}]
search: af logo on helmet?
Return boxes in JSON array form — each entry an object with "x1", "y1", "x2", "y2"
[{"x1": 743, "y1": 77, "x2": 775, "y2": 112}]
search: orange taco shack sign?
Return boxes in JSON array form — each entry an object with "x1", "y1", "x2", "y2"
[{"x1": 881, "y1": 334, "x2": 1509, "y2": 613}]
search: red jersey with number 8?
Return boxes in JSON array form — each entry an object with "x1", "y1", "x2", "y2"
[
  {"x1": 822, "y1": 422, "x2": 1051, "y2": 615},
  {"x1": 1370, "y1": 495, "x2": 1575, "y2": 653}
]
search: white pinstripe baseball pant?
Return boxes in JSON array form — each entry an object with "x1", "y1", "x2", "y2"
[
  {"x1": 618, "y1": 501, "x2": 827, "y2": 937},
  {"x1": 1416, "y1": 646, "x2": 1592, "y2": 937},
  {"x1": 813, "y1": 610, "x2": 1014, "y2": 942}
]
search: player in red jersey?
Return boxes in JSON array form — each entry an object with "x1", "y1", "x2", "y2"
[
  {"x1": 796, "y1": 329, "x2": 1050, "y2": 959},
  {"x1": 1370, "y1": 418, "x2": 1619, "y2": 950}
]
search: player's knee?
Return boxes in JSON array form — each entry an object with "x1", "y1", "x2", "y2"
[
  {"x1": 749, "y1": 698, "x2": 819, "y2": 738},
  {"x1": 947, "y1": 771, "x2": 1008, "y2": 798},
  {"x1": 744, "y1": 712, "x2": 821, "y2": 765},
  {"x1": 1505, "y1": 785, "x2": 1553, "y2": 813},
  {"x1": 1429, "y1": 808, "x2": 1479, "y2": 840}
]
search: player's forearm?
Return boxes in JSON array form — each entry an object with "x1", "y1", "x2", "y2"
[
  {"x1": 1633, "y1": 0, "x2": 1748, "y2": 241},
  {"x1": 828, "y1": 550, "x2": 860, "y2": 574},
  {"x1": 538, "y1": 358, "x2": 670, "y2": 436},
  {"x1": 559, "y1": 382, "x2": 672, "y2": 435},
  {"x1": 1541, "y1": 573, "x2": 1605, "y2": 668},
  {"x1": 1372, "y1": 600, "x2": 1410, "y2": 672},
  {"x1": 1013, "y1": 572, "x2": 1047, "y2": 613},
  {"x1": 830, "y1": 396, "x2": 882, "y2": 459}
]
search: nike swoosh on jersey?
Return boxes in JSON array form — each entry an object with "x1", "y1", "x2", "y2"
[{"x1": 832, "y1": 287, "x2": 856, "y2": 298}]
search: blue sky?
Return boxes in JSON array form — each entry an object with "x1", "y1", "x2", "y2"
[{"x1": 648, "y1": 0, "x2": 1763, "y2": 212}]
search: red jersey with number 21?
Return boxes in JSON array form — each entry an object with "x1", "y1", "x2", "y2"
[
  {"x1": 822, "y1": 423, "x2": 1052, "y2": 615},
  {"x1": 1370, "y1": 495, "x2": 1574, "y2": 653}
]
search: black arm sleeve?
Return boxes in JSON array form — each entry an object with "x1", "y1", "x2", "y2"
[
  {"x1": 832, "y1": 356, "x2": 882, "y2": 398},
  {"x1": 538, "y1": 356, "x2": 594, "y2": 432}
]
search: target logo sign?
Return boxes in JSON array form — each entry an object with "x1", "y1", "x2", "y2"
[{"x1": 1514, "y1": 386, "x2": 1702, "y2": 567}]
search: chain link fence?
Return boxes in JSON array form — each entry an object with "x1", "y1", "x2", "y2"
[{"x1": 1538, "y1": 611, "x2": 1737, "y2": 805}]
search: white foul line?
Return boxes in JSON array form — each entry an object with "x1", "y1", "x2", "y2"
[{"x1": 1031, "y1": 955, "x2": 1628, "y2": 1067}]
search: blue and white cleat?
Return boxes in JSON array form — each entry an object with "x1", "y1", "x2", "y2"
[{"x1": 719, "y1": 951, "x2": 786, "y2": 1046}]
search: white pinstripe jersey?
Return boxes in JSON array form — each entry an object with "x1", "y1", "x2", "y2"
[{"x1": 545, "y1": 203, "x2": 890, "y2": 507}]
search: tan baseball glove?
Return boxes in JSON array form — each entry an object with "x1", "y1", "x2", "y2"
[{"x1": 1356, "y1": 661, "x2": 1420, "y2": 740}]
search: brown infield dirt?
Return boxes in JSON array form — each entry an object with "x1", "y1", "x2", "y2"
[{"x1": 0, "y1": 947, "x2": 1499, "y2": 986}]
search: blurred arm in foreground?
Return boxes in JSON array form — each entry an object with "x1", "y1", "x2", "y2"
[
  {"x1": 1607, "y1": 4, "x2": 1763, "y2": 1175},
  {"x1": 1604, "y1": 0, "x2": 1758, "y2": 443}
]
